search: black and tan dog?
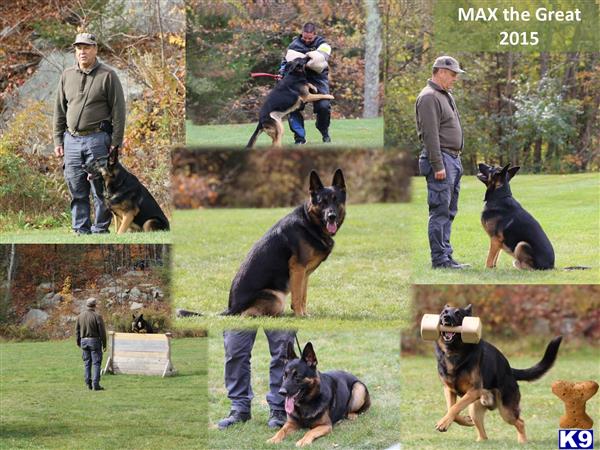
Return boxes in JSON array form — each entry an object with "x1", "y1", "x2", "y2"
[
  {"x1": 433, "y1": 304, "x2": 562, "y2": 443},
  {"x1": 246, "y1": 57, "x2": 335, "y2": 148},
  {"x1": 222, "y1": 169, "x2": 346, "y2": 317},
  {"x1": 131, "y1": 313, "x2": 154, "y2": 333},
  {"x1": 477, "y1": 163, "x2": 554, "y2": 270},
  {"x1": 267, "y1": 342, "x2": 370, "y2": 447},
  {"x1": 84, "y1": 149, "x2": 170, "y2": 234}
]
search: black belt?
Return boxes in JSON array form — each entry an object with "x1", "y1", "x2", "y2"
[
  {"x1": 441, "y1": 148, "x2": 461, "y2": 158},
  {"x1": 420, "y1": 150, "x2": 461, "y2": 159},
  {"x1": 68, "y1": 127, "x2": 102, "y2": 137}
]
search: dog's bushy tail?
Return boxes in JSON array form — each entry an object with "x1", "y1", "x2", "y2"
[
  {"x1": 246, "y1": 123, "x2": 262, "y2": 149},
  {"x1": 512, "y1": 336, "x2": 562, "y2": 381}
]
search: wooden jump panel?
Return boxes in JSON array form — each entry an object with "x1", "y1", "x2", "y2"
[{"x1": 102, "y1": 331, "x2": 176, "y2": 377}]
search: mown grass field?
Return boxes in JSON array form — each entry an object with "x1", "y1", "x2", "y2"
[
  {"x1": 409, "y1": 173, "x2": 600, "y2": 283},
  {"x1": 0, "y1": 229, "x2": 171, "y2": 244},
  {"x1": 206, "y1": 329, "x2": 400, "y2": 449},
  {"x1": 172, "y1": 204, "x2": 411, "y2": 331},
  {"x1": 0, "y1": 338, "x2": 207, "y2": 449},
  {"x1": 400, "y1": 344, "x2": 600, "y2": 450},
  {"x1": 185, "y1": 117, "x2": 384, "y2": 148}
]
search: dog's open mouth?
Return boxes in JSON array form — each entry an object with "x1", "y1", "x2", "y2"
[
  {"x1": 326, "y1": 221, "x2": 337, "y2": 235},
  {"x1": 284, "y1": 392, "x2": 300, "y2": 414},
  {"x1": 442, "y1": 331, "x2": 455, "y2": 342}
]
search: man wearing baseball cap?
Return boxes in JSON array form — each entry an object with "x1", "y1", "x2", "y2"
[
  {"x1": 415, "y1": 56, "x2": 470, "y2": 269},
  {"x1": 53, "y1": 33, "x2": 126, "y2": 235},
  {"x1": 75, "y1": 298, "x2": 107, "y2": 390}
]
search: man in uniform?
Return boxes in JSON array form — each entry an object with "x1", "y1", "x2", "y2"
[
  {"x1": 280, "y1": 22, "x2": 332, "y2": 144},
  {"x1": 53, "y1": 33, "x2": 126, "y2": 235},
  {"x1": 415, "y1": 56, "x2": 470, "y2": 269},
  {"x1": 218, "y1": 329, "x2": 296, "y2": 430},
  {"x1": 75, "y1": 298, "x2": 107, "y2": 391}
]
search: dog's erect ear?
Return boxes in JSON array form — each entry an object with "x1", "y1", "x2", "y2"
[
  {"x1": 301, "y1": 342, "x2": 318, "y2": 368},
  {"x1": 285, "y1": 341, "x2": 298, "y2": 361},
  {"x1": 331, "y1": 168, "x2": 346, "y2": 192},
  {"x1": 463, "y1": 304, "x2": 473, "y2": 316},
  {"x1": 499, "y1": 163, "x2": 511, "y2": 176},
  {"x1": 507, "y1": 166, "x2": 520, "y2": 180},
  {"x1": 309, "y1": 170, "x2": 324, "y2": 194},
  {"x1": 139, "y1": 314, "x2": 144, "y2": 319},
  {"x1": 132, "y1": 314, "x2": 136, "y2": 319}
]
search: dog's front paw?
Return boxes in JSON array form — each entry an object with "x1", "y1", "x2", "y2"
[
  {"x1": 455, "y1": 414, "x2": 474, "y2": 427},
  {"x1": 435, "y1": 415, "x2": 453, "y2": 432},
  {"x1": 295, "y1": 437, "x2": 313, "y2": 447},
  {"x1": 267, "y1": 435, "x2": 284, "y2": 444}
]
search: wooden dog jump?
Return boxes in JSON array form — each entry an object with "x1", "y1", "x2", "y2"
[{"x1": 102, "y1": 331, "x2": 176, "y2": 377}]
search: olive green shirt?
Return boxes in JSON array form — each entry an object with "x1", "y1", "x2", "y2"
[
  {"x1": 415, "y1": 80, "x2": 464, "y2": 172},
  {"x1": 75, "y1": 308, "x2": 107, "y2": 348},
  {"x1": 53, "y1": 59, "x2": 126, "y2": 147}
]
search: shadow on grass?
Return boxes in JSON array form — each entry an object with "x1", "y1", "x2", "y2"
[{"x1": 1, "y1": 422, "x2": 73, "y2": 439}]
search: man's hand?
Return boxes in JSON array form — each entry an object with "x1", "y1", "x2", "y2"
[
  {"x1": 54, "y1": 145, "x2": 64, "y2": 157},
  {"x1": 434, "y1": 169, "x2": 446, "y2": 180}
]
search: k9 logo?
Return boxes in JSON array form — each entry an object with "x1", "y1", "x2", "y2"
[{"x1": 559, "y1": 429, "x2": 594, "y2": 449}]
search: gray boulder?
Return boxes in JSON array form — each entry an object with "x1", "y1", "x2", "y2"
[
  {"x1": 22, "y1": 309, "x2": 49, "y2": 328},
  {"x1": 129, "y1": 302, "x2": 144, "y2": 311}
]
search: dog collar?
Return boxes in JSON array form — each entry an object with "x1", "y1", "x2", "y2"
[{"x1": 485, "y1": 184, "x2": 512, "y2": 201}]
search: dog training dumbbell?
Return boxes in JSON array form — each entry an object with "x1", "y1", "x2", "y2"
[{"x1": 420, "y1": 314, "x2": 482, "y2": 344}]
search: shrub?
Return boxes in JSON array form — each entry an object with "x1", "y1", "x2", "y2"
[{"x1": 0, "y1": 102, "x2": 70, "y2": 230}]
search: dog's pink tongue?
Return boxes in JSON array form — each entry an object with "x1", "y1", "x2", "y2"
[
  {"x1": 285, "y1": 396, "x2": 295, "y2": 414},
  {"x1": 326, "y1": 222, "x2": 337, "y2": 234}
]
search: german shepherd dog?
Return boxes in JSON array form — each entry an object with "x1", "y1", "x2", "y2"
[
  {"x1": 267, "y1": 342, "x2": 370, "y2": 447},
  {"x1": 477, "y1": 163, "x2": 554, "y2": 270},
  {"x1": 222, "y1": 169, "x2": 346, "y2": 317},
  {"x1": 84, "y1": 148, "x2": 170, "y2": 234},
  {"x1": 434, "y1": 304, "x2": 562, "y2": 443},
  {"x1": 246, "y1": 57, "x2": 335, "y2": 148},
  {"x1": 131, "y1": 313, "x2": 154, "y2": 333}
]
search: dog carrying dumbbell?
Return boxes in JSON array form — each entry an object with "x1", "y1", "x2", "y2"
[
  {"x1": 423, "y1": 304, "x2": 562, "y2": 443},
  {"x1": 421, "y1": 312, "x2": 482, "y2": 343}
]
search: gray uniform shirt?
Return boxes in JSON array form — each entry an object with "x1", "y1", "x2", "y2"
[
  {"x1": 415, "y1": 80, "x2": 463, "y2": 172},
  {"x1": 53, "y1": 60, "x2": 126, "y2": 148}
]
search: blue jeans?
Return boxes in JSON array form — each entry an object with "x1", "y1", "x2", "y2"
[
  {"x1": 81, "y1": 337, "x2": 103, "y2": 387},
  {"x1": 419, "y1": 152, "x2": 463, "y2": 265},
  {"x1": 223, "y1": 329, "x2": 296, "y2": 413},
  {"x1": 63, "y1": 131, "x2": 112, "y2": 233},
  {"x1": 288, "y1": 78, "x2": 331, "y2": 141}
]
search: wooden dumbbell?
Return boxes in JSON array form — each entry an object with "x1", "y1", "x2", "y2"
[{"x1": 420, "y1": 314, "x2": 482, "y2": 344}]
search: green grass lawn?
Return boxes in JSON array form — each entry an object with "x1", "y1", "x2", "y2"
[
  {"x1": 0, "y1": 229, "x2": 171, "y2": 244},
  {"x1": 185, "y1": 117, "x2": 384, "y2": 148},
  {"x1": 410, "y1": 173, "x2": 600, "y2": 283},
  {"x1": 172, "y1": 204, "x2": 410, "y2": 330},
  {"x1": 400, "y1": 344, "x2": 600, "y2": 449},
  {"x1": 206, "y1": 329, "x2": 400, "y2": 449},
  {"x1": 0, "y1": 338, "x2": 207, "y2": 449}
]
